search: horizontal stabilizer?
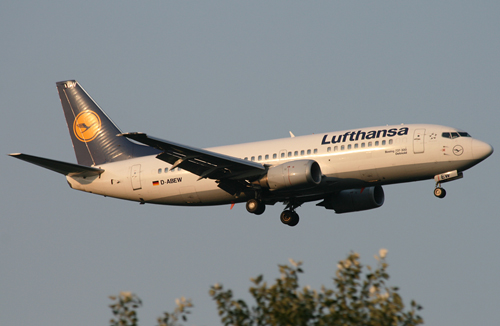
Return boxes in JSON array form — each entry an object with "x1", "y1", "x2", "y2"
[{"x1": 9, "y1": 153, "x2": 104, "y2": 177}]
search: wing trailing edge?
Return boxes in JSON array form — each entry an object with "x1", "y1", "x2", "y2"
[{"x1": 119, "y1": 132, "x2": 266, "y2": 182}]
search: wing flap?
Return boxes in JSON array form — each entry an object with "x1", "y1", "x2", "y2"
[
  {"x1": 120, "y1": 132, "x2": 265, "y2": 181},
  {"x1": 9, "y1": 153, "x2": 104, "y2": 177}
]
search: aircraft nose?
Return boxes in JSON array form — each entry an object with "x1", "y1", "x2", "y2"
[{"x1": 472, "y1": 139, "x2": 493, "y2": 160}]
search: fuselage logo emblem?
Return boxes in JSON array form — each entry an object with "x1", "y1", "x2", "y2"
[
  {"x1": 73, "y1": 111, "x2": 101, "y2": 142},
  {"x1": 453, "y1": 145, "x2": 464, "y2": 156}
]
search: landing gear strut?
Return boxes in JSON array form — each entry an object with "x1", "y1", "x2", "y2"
[{"x1": 434, "y1": 183, "x2": 446, "y2": 198}]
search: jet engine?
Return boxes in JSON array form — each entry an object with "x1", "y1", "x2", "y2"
[
  {"x1": 318, "y1": 185, "x2": 384, "y2": 213},
  {"x1": 259, "y1": 160, "x2": 322, "y2": 191}
]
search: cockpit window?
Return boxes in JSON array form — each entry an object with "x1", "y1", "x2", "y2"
[{"x1": 442, "y1": 131, "x2": 471, "y2": 139}]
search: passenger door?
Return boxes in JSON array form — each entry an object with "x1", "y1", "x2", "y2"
[
  {"x1": 413, "y1": 129, "x2": 425, "y2": 154},
  {"x1": 130, "y1": 164, "x2": 142, "y2": 190}
]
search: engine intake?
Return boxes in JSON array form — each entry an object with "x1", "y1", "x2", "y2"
[
  {"x1": 260, "y1": 160, "x2": 322, "y2": 191},
  {"x1": 319, "y1": 185, "x2": 384, "y2": 213}
]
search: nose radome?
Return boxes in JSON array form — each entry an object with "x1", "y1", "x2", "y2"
[{"x1": 472, "y1": 139, "x2": 494, "y2": 160}]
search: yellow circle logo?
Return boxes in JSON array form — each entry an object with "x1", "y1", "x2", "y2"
[{"x1": 73, "y1": 111, "x2": 101, "y2": 142}]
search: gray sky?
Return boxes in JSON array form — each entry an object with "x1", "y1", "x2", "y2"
[{"x1": 1, "y1": 1, "x2": 499, "y2": 325}]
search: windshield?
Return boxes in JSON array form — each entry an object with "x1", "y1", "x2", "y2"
[{"x1": 442, "y1": 131, "x2": 471, "y2": 139}]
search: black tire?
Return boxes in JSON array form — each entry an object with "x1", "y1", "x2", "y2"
[
  {"x1": 280, "y1": 210, "x2": 293, "y2": 224},
  {"x1": 288, "y1": 212, "x2": 299, "y2": 227},
  {"x1": 246, "y1": 199, "x2": 265, "y2": 214},
  {"x1": 434, "y1": 187, "x2": 446, "y2": 198},
  {"x1": 254, "y1": 202, "x2": 266, "y2": 215}
]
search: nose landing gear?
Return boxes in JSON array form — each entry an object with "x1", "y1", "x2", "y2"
[
  {"x1": 433, "y1": 170, "x2": 463, "y2": 199},
  {"x1": 434, "y1": 183, "x2": 446, "y2": 198}
]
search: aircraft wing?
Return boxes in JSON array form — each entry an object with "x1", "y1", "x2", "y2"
[
  {"x1": 9, "y1": 153, "x2": 104, "y2": 177},
  {"x1": 120, "y1": 133, "x2": 266, "y2": 185}
]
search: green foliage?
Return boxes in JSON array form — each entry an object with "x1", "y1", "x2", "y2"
[
  {"x1": 209, "y1": 251, "x2": 423, "y2": 326},
  {"x1": 108, "y1": 292, "x2": 192, "y2": 326},
  {"x1": 109, "y1": 250, "x2": 423, "y2": 326},
  {"x1": 156, "y1": 297, "x2": 193, "y2": 326},
  {"x1": 109, "y1": 292, "x2": 142, "y2": 326}
]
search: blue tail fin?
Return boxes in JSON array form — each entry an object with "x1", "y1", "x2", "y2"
[{"x1": 56, "y1": 80, "x2": 159, "y2": 166}]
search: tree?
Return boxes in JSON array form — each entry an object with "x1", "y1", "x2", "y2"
[{"x1": 109, "y1": 250, "x2": 423, "y2": 326}]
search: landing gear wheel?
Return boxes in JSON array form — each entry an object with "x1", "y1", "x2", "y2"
[
  {"x1": 434, "y1": 187, "x2": 446, "y2": 198},
  {"x1": 246, "y1": 199, "x2": 266, "y2": 215},
  {"x1": 289, "y1": 212, "x2": 299, "y2": 227},
  {"x1": 280, "y1": 210, "x2": 299, "y2": 227}
]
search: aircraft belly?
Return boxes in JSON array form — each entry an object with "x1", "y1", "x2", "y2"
[
  {"x1": 143, "y1": 175, "x2": 237, "y2": 206},
  {"x1": 149, "y1": 188, "x2": 242, "y2": 206}
]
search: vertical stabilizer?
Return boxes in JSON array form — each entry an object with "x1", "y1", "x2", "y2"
[{"x1": 56, "y1": 80, "x2": 159, "y2": 166}]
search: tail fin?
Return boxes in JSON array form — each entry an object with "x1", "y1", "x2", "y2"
[{"x1": 56, "y1": 80, "x2": 159, "y2": 166}]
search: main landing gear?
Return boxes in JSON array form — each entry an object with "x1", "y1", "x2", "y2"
[
  {"x1": 245, "y1": 197, "x2": 301, "y2": 227},
  {"x1": 434, "y1": 183, "x2": 446, "y2": 198},
  {"x1": 280, "y1": 199, "x2": 301, "y2": 227},
  {"x1": 280, "y1": 210, "x2": 299, "y2": 227},
  {"x1": 246, "y1": 198, "x2": 266, "y2": 215}
]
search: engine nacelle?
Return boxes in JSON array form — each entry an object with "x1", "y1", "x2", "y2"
[
  {"x1": 319, "y1": 185, "x2": 384, "y2": 213},
  {"x1": 259, "y1": 160, "x2": 322, "y2": 191}
]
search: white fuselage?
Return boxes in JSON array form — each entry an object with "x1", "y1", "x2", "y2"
[{"x1": 66, "y1": 124, "x2": 491, "y2": 206}]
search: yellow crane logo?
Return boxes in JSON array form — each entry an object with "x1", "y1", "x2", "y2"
[{"x1": 73, "y1": 111, "x2": 101, "y2": 142}]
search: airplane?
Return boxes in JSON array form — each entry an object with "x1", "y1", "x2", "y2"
[{"x1": 9, "y1": 80, "x2": 493, "y2": 227}]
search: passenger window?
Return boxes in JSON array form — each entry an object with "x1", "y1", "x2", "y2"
[
  {"x1": 361, "y1": 143, "x2": 365, "y2": 148},
  {"x1": 368, "y1": 142, "x2": 372, "y2": 147},
  {"x1": 281, "y1": 152, "x2": 285, "y2": 158},
  {"x1": 294, "y1": 151, "x2": 298, "y2": 157},
  {"x1": 265, "y1": 154, "x2": 269, "y2": 160},
  {"x1": 334, "y1": 146, "x2": 338, "y2": 151},
  {"x1": 314, "y1": 149, "x2": 318, "y2": 154},
  {"x1": 258, "y1": 155, "x2": 262, "y2": 161},
  {"x1": 341, "y1": 145, "x2": 345, "y2": 150},
  {"x1": 244, "y1": 157, "x2": 248, "y2": 160},
  {"x1": 389, "y1": 139, "x2": 393, "y2": 145},
  {"x1": 251, "y1": 156, "x2": 255, "y2": 161},
  {"x1": 288, "y1": 152, "x2": 292, "y2": 157},
  {"x1": 164, "y1": 168, "x2": 168, "y2": 173},
  {"x1": 382, "y1": 140, "x2": 386, "y2": 145},
  {"x1": 354, "y1": 143, "x2": 358, "y2": 149},
  {"x1": 273, "y1": 153, "x2": 277, "y2": 159},
  {"x1": 327, "y1": 147, "x2": 331, "y2": 152},
  {"x1": 375, "y1": 141, "x2": 379, "y2": 146},
  {"x1": 307, "y1": 149, "x2": 311, "y2": 155},
  {"x1": 300, "y1": 150, "x2": 305, "y2": 155},
  {"x1": 347, "y1": 144, "x2": 352, "y2": 150},
  {"x1": 158, "y1": 168, "x2": 162, "y2": 174}
]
